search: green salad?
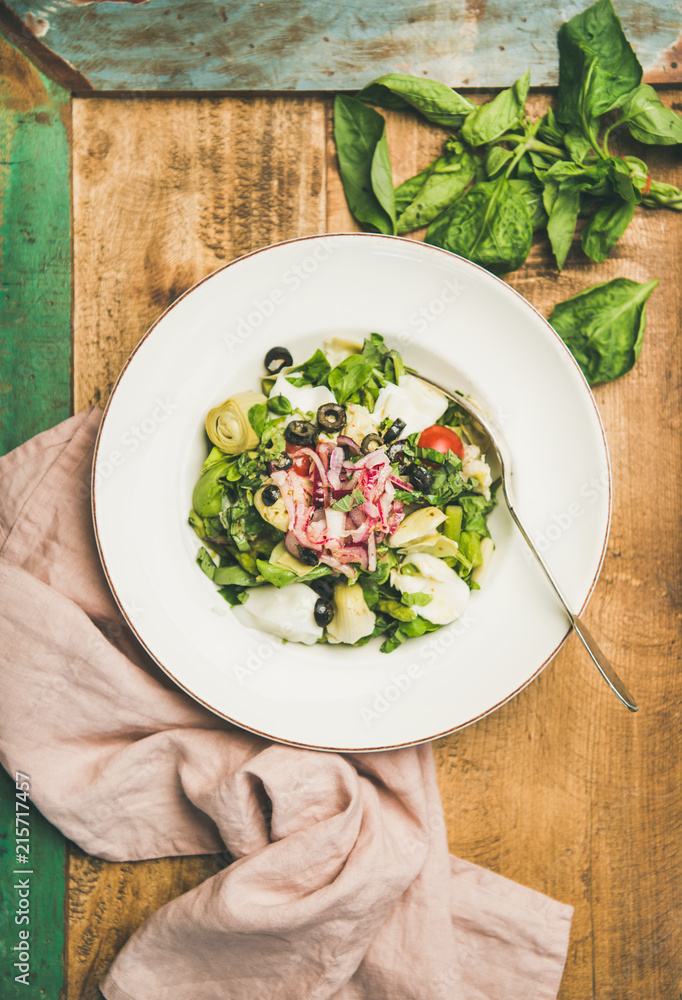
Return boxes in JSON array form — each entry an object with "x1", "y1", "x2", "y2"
[{"x1": 189, "y1": 334, "x2": 497, "y2": 653}]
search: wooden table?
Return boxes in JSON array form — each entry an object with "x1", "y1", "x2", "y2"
[{"x1": 1, "y1": 27, "x2": 681, "y2": 1000}]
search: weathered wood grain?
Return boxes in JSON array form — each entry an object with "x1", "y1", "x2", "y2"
[
  {"x1": 70, "y1": 93, "x2": 327, "y2": 999},
  {"x1": 0, "y1": 32, "x2": 69, "y2": 1000},
  {"x1": 72, "y1": 94, "x2": 327, "y2": 411},
  {"x1": 3, "y1": 0, "x2": 682, "y2": 92},
  {"x1": 71, "y1": 88, "x2": 682, "y2": 1000}
]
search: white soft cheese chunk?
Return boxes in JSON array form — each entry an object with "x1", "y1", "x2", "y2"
[
  {"x1": 374, "y1": 375, "x2": 448, "y2": 437},
  {"x1": 391, "y1": 552, "x2": 470, "y2": 625},
  {"x1": 233, "y1": 584, "x2": 323, "y2": 645},
  {"x1": 269, "y1": 375, "x2": 335, "y2": 416}
]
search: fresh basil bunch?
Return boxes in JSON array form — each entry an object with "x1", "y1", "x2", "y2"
[{"x1": 333, "y1": 0, "x2": 682, "y2": 275}]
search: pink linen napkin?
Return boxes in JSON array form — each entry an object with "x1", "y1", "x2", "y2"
[{"x1": 0, "y1": 409, "x2": 573, "y2": 1000}]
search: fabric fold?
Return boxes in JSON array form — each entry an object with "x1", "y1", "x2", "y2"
[{"x1": 0, "y1": 412, "x2": 573, "y2": 1000}]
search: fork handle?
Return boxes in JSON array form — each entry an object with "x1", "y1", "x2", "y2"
[{"x1": 507, "y1": 499, "x2": 639, "y2": 712}]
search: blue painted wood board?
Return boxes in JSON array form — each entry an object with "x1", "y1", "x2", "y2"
[{"x1": 5, "y1": 0, "x2": 682, "y2": 92}]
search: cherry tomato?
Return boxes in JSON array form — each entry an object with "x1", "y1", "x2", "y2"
[
  {"x1": 285, "y1": 441, "x2": 312, "y2": 476},
  {"x1": 418, "y1": 424, "x2": 465, "y2": 460}
]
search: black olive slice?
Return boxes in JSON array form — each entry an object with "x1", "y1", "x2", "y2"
[
  {"x1": 404, "y1": 463, "x2": 434, "y2": 492},
  {"x1": 361, "y1": 433, "x2": 383, "y2": 454},
  {"x1": 284, "y1": 420, "x2": 317, "y2": 448},
  {"x1": 264, "y1": 346, "x2": 293, "y2": 375},
  {"x1": 317, "y1": 402, "x2": 347, "y2": 432},
  {"x1": 270, "y1": 453, "x2": 293, "y2": 471},
  {"x1": 386, "y1": 439, "x2": 408, "y2": 463},
  {"x1": 383, "y1": 418, "x2": 406, "y2": 444}
]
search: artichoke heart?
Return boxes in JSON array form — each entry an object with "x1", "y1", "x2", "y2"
[
  {"x1": 326, "y1": 583, "x2": 376, "y2": 645},
  {"x1": 403, "y1": 532, "x2": 460, "y2": 559},
  {"x1": 388, "y1": 507, "x2": 447, "y2": 548},
  {"x1": 255, "y1": 487, "x2": 290, "y2": 532},
  {"x1": 268, "y1": 540, "x2": 309, "y2": 575},
  {"x1": 205, "y1": 390, "x2": 266, "y2": 454}
]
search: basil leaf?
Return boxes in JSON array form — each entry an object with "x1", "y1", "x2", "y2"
[
  {"x1": 536, "y1": 107, "x2": 566, "y2": 146},
  {"x1": 425, "y1": 178, "x2": 533, "y2": 275},
  {"x1": 395, "y1": 141, "x2": 475, "y2": 233},
  {"x1": 395, "y1": 162, "x2": 434, "y2": 218},
  {"x1": 557, "y1": 0, "x2": 642, "y2": 128},
  {"x1": 331, "y1": 489, "x2": 365, "y2": 512},
  {"x1": 563, "y1": 126, "x2": 596, "y2": 164},
  {"x1": 607, "y1": 156, "x2": 640, "y2": 204},
  {"x1": 616, "y1": 84, "x2": 682, "y2": 146},
  {"x1": 329, "y1": 354, "x2": 376, "y2": 403},
  {"x1": 357, "y1": 73, "x2": 473, "y2": 127},
  {"x1": 248, "y1": 402, "x2": 268, "y2": 438},
  {"x1": 267, "y1": 394, "x2": 292, "y2": 415},
  {"x1": 461, "y1": 69, "x2": 531, "y2": 146},
  {"x1": 333, "y1": 94, "x2": 396, "y2": 235},
  {"x1": 581, "y1": 198, "x2": 635, "y2": 262},
  {"x1": 197, "y1": 547, "x2": 218, "y2": 580},
  {"x1": 485, "y1": 145, "x2": 514, "y2": 179},
  {"x1": 545, "y1": 177, "x2": 583, "y2": 270},
  {"x1": 286, "y1": 348, "x2": 331, "y2": 387},
  {"x1": 509, "y1": 178, "x2": 548, "y2": 229},
  {"x1": 550, "y1": 277, "x2": 658, "y2": 384},
  {"x1": 643, "y1": 178, "x2": 682, "y2": 210}
]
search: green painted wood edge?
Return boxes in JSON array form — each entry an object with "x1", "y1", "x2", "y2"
[
  {"x1": 0, "y1": 32, "x2": 70, "y2": 1000},
  {"x1": 0, "y1": 768, "x2": 66, "y2": 999},
  {"x1": 0, "y1": 29, "x2": 71, "y2": 453}
]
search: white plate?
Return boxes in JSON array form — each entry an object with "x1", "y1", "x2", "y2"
[{"x1": 93, "y1": 234, "x2": 610, "y2": 751}]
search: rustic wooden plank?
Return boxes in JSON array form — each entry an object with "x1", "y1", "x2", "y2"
[
  {"x1": 71, "y1": 87, "x2": 681, "y2": 999},
  {"x1": 72, "y1": 93, "x2": 326, "y2": 410},
  {"x1": 4, "y1": 0, "x2": 681, "y2": 93},
  {"x1": 69, "y1": 93, "x2": 327, "y2": 997},
  {"x1": 0, "y1": 31, "x2": 69, "y2": 1000}
]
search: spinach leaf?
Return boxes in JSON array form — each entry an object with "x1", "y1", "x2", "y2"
[
  {"x1": 401, "y1": 592, "x2": 433, "y2": 607},
  {"x1": 581, "y1": 198, "x2": 635, "y2": 262},
  {"x1": 395, "y1": 141, "x2": 476, "y2": 233},
  {"x1": 328, "y1": 354, "x2": 376, "y2": 403},
  {"x1": 461, "y1": 69, "x2": 531, "y2": 146},
  {"x1": 213, "y1": 564, "x2": 257, "y2": 587},
  {"x1": 615, "y1": 84, "x2": 682, "y2": 145},
  {"x1": 557, "y1": 0, "x2": 642, "y2": 129},
  {"x1": 509, "y1": 178, "x2": 548, "y2": 229},
  {"x1": 425, "y1": 178, "x2": 533, "y2": 275},
  {"x1": 359, "y1": 333, "x2": 404, "y2": 385},
  {"x1": 550, "y1": 277, "x2": 658, "y2": 384},
  {"x1": 357, "y1": 73, "x2": 474, "y2": 127},
  {"x1": 333, "y1": 94, "x2": 396, "y2": 234},
  {"x1": 256, "y1": 559, "x2": 331, "y2": 588},
  {"x1": 286, "y1": 348, "x2": 331, "y2": 387}
]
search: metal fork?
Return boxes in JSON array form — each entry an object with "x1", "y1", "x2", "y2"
[{"x1": 413, "y1": 374, "x2": 638, "y2": 712}]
